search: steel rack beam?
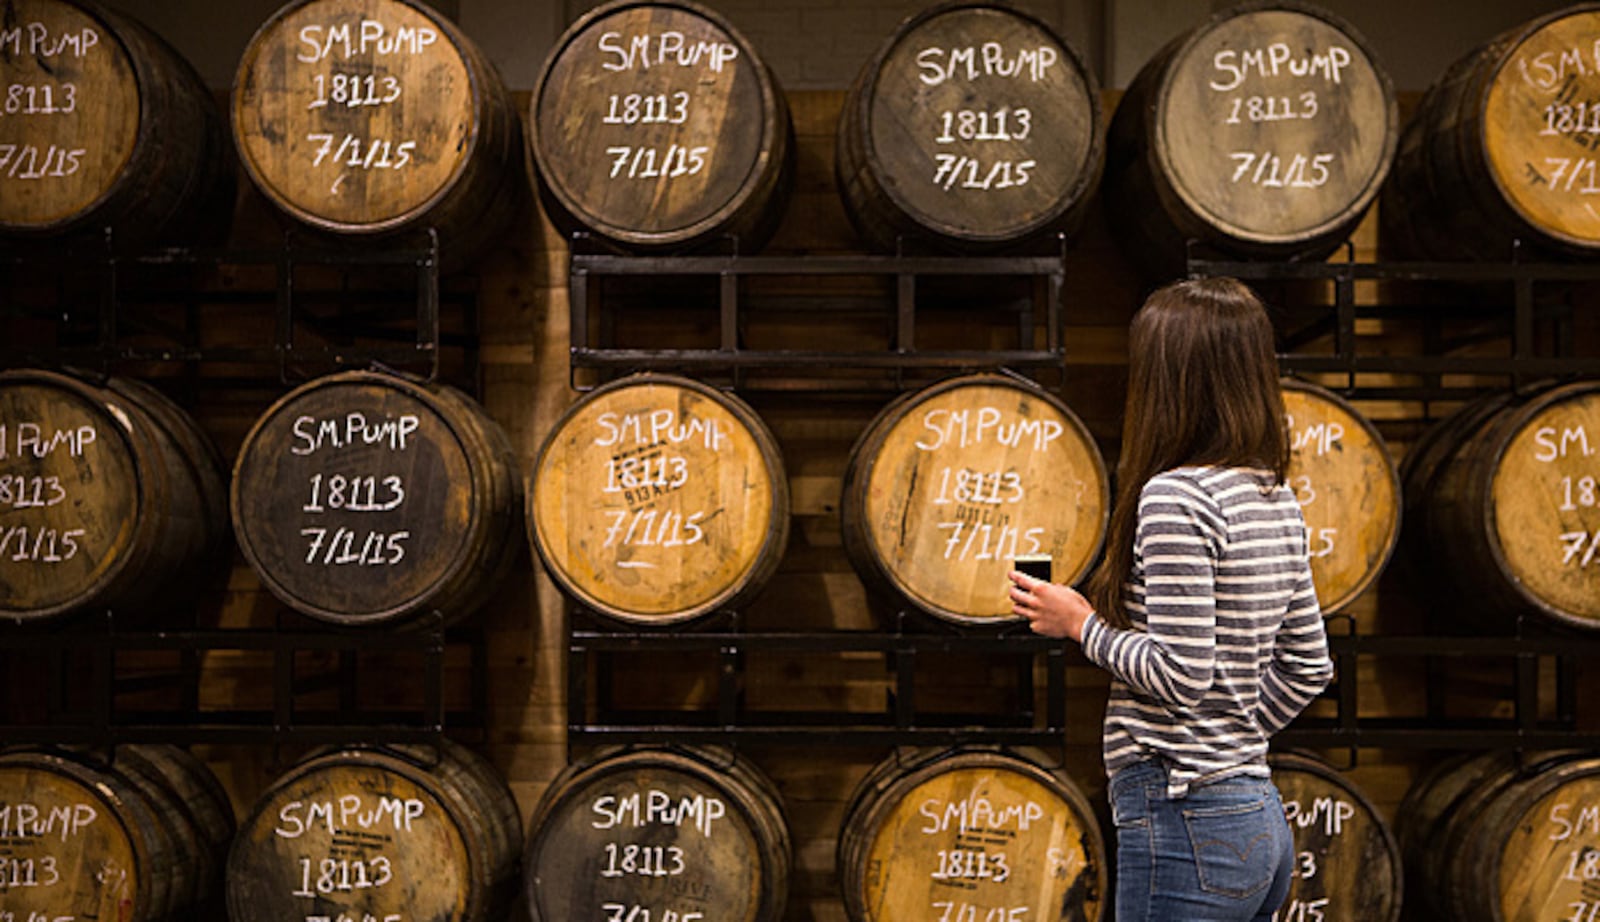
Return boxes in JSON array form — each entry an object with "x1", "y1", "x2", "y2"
[{"x1": 567, "y1": 243, "x2": 1068, "y2": 390}]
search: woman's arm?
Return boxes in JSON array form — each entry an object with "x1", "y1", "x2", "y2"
[
  {"x1": 1015, "y1": 478, "x2": 1223, "y2": 707},
  {"x1": 1255, "y1": 561, "x2": 1334, "y2": 733}
]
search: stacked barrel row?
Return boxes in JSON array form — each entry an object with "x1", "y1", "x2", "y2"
[
  {"x1": 0, "y1": 741, "x2": 1437, "y2": 922},
  {"x1": 29, "y1": 739, "x2": 1600, "y2": 922},
  {"x1": 8, "y1": 735, "x2": 1600, "y2": 922},
  {"x1": 7, "y1": 0, "x2": 1600, "y2": 268},
  {"x1": 4, "y1": 364, "x2": 1597, "y2": 636},
  {"x1": 529, "y1": 372, "x2": 1600, "y2": 638},
  {"x1": 0, "y1": 745, "x2": 235, "y2": 922},
  {"x1": 0, "y1": 368, "x2": 523, "y2": 630},
  {"x1": 0, "y1": 741, "x2": 523, "y2": 922}
]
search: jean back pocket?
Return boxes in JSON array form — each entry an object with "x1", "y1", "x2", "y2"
[{"x1": 1181, "y1": 796, "x2": 1276, "y2": 898}]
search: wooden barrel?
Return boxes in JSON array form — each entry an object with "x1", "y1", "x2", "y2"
[
  {"x1": 231, "y1": 370, "x2": 521, "y2": 628},
  {"x1": 0, "y1": 0, "x2": 234, "y2": 249},
  {"x1": 840, "y1": 374, "x2": 1108, "y2": 626},
  {"x1": 227, "y1": 741, "x2": 522, "y2": 922},
  {"x1": 1397, "y1": 390, "x2": 1514, "y2": 581},
  {"x1": 523, "y1": 746, "x2": 791, "y2": 922},
  {"x1": 1383, "y1": 4, "x2": 1600, "y2": 261},
  {"x1": 1405, "y1": 381, "x2": 1600, "y2": 630},
  {"x1": 1268, "y1": 752, "x2": 1403, "y2": 922},
  {"x1": 0, "y1": 745, "x2": 230, "y2": 922},
  {"x1": 529, "y1": 373, "x2": 789, "y2": 626},
  {"x1": 1282, "y1": 380, "x2": 1401, "y2": 615},
  {"x1": 835, "y1": 1, "x2": 1103, "y2": 252},
  {"x1": 112, "y1": 744, "x2": 236, "y2": 915},
  {"x1": 0, "y1": 369, "x2": 228, "y2": 624},
  {"x1": 530, "y1": 0, "x2": 794, "y2": 253},
  {"x1": 1394, "y1": 751, "x2": 1517, "y2": 922},
  {"x1": 837, "y1": 747, "x2": 1107, "y2": 922},
  {"x1": 232, "y1": 0, "x2": 523, "y2": 263},
  {"x1": 1396, "y1": 750, "x2": 1600, "y2": 922},
  {"x1": 1103, "y1": 2, "x2": 1397, "y2": 279}
]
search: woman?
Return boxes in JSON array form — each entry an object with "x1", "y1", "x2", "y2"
[{"x1": 1008, "y1": 277, "x2": 1333, "y2": 921}]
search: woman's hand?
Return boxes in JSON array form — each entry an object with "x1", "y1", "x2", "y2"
[{"x1": 1008, "y1": 571, "x2": 1095, "y2": 642}]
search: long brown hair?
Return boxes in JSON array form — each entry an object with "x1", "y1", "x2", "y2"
[{"x1": 1087, "y1": 277, "x2": 1289, "y2": 627}]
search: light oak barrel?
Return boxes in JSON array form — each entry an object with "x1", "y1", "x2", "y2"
[
  {"x1": 1395, "y1": 750, "x2": 1600, "y2": 922},
  {"x1": 840, "y1": 374, "x2": 1108, "y2": 626},
  {"x1": 528, "y1": 373, "x2": 789, "y2": 626},
  {"x1": 0, "y1": 369, "x2": 226, "y2": 624},
  {"x1": 1406, "y1": 381, "x2": 1600, "y2": 631},
  {"x1": 1268, "y1": 751, "x2": 1403, "y2": 922},
  {"x1": 0, "y1": 0, "x2": 235, "y2": 249},
  {"x1": 1282, "y1": 380, "x2": 1401, "y2": 615},
  {"x1": 1103, "y1": 1, "x2": 1396, "y2": 279},
  {"x1": 522, "y1": 746, "x2": 791, "y2": 922},
  {"x1": 0, "y1": 747, "x2": 186, "y2": 922},
  {"x1": 836, "y1": 747, "x2": 1107, "y2": 922},
  {"x1": 1383, "y1": 4, "x2": 1600, "y2": 261},
  {"x1": 226, "y1": 741, "x2": 522, "y2": 922},
  {"x1": 835, "y1": 1, "x2": 1103, "y2": 252},
  {"x1": 232, "y1": 0, "x2": 523, "y2": 264},
  {"x1": 230, "y1": 370, "x2": 522, "y2": 628},
  {"x1": 530, "y1": 0, "x2": 794, "y2": 253}
]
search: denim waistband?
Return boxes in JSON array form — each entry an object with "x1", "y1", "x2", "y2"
[{"x1": 1108, "y1": 758, "x2": 1269, "y2": 799}]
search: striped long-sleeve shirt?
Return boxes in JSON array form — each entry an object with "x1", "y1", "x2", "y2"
[{"x1": 1080, "y1": 466, "x2": 1333, "y2": 795}]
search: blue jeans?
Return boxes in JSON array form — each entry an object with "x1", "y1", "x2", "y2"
[{"x1": 1108, "y1": 760, "x2": 1293, "y2": 921}]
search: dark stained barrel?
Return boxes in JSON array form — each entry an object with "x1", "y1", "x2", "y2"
[
  {"x1": 1404, "y1": 381, "x2": 1600, "y2": 631},
  {"x1": 233, "y1": 0, "x2": 523, "y2": 263},
  {"x1": 835, "y1": 1, "x2": 1103, "y2": 252},
  {"x1": 0, "y1": 745, "x2": 232, "y2": 922},
  {"x1": 1383, "y1": 4, "x2": 1600, "y2": 261},
  {"x1": 529, "y1": 373, "x2": 789, "y2": 626},
  {"x1": 112, "y1": 744, "x2": 236, "y2": 916},
  {"x1": 523, "y1": 746, "x2": 791, "y2": 922},
  {"x1": 1396, "y1": 750, "x2": 1600, "y2": 922},
  {"x1": 1269, "y1": 752, "x2": 1403, "y2": 922},
  {"x1": 227, "y1": 741, "x2": 522, "y2": 922},
  {"x1": 837, "y1": 747, "x2": 1107, "y2": 922},
  {"x1": 530, "y1": 0, "x2": 793, "y2": 253},
  {"x1": 0, "y1": 369, "x2": 228, "y2": 624},
  {"x1": 0, "y1": 0, "x2": 234, "y2": 249},
  {"x1": 1282, "y1": 380, "x2": 1401, "y2": 615},
  {"x1": 840, "y1": 374, "x2": 1108, "y2": 626},
  {"x1": 231, "y1": 370, "x2": 522, "y2": 628},
  {"x1": 1397, "y1": 390, "x2": 1514, "y2": 581},
  {"x1": 1104, "y1": 2, "x2": 1397, "y2": 279}
]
